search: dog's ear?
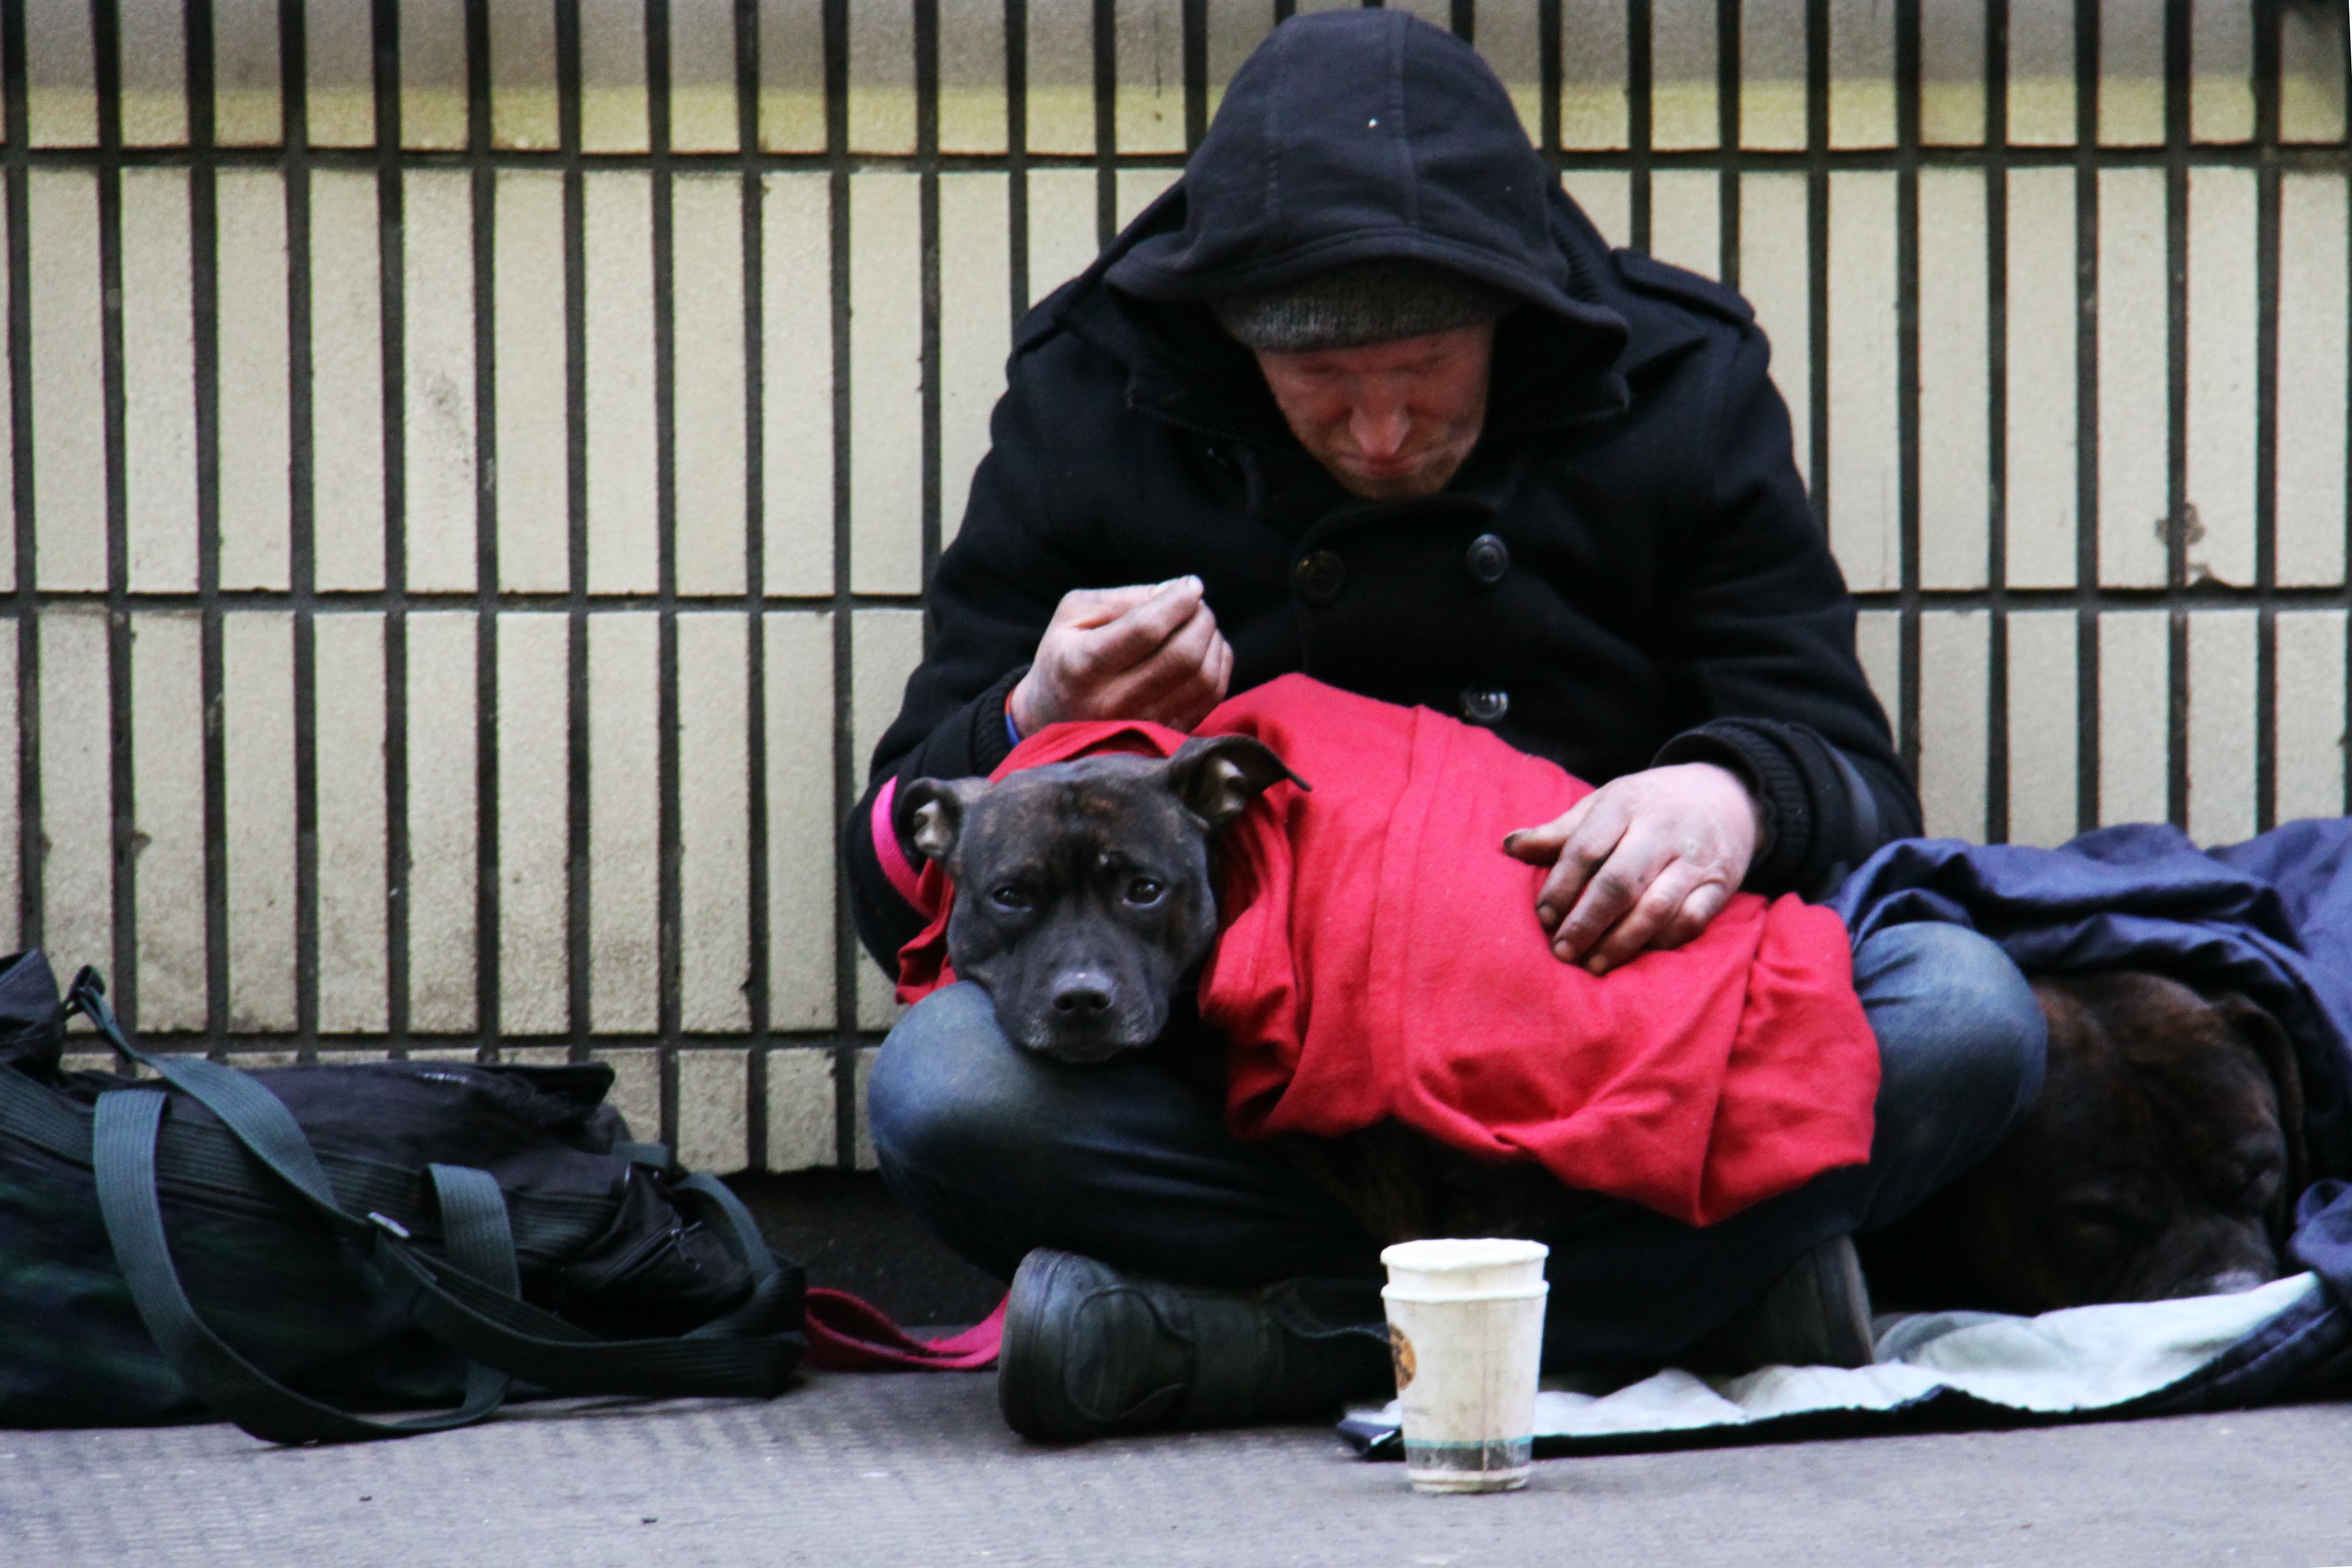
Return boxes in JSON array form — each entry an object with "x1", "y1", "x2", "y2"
[
  {"x1": 2214, "y1": 991, "x2": 2309, "y2": 1223},
  {"x1": 1165, "y1": 734, "x2": 1308, "y2": 831},
  {"x1": 895, "y1": 776, "x2": 992, "y2": 865}
]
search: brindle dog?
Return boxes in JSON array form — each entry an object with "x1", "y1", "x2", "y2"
[{"x1": 1862, "y1": 971, "x2": 2306, "y2": 1312}]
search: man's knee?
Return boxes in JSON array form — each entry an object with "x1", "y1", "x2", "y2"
[
  {"x1": 868, "y1": 983, "x2": 1051, "y2": 1179},
  {"x1": 1853, "y1": 923, "x2": 2048, "y2": 1223}
]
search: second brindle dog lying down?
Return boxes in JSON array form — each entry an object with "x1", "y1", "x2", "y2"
[{"x1": 900, "y1": 738, "x2": 2306, "y2": 1325}]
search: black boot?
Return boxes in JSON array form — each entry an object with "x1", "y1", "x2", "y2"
[
  {"x1": 1689, "y1": 1234, "x2": 1877, "y2": 1372},
  {"x1": 996, "y1": 1249, "x2": 1393, "y2": 1440}
]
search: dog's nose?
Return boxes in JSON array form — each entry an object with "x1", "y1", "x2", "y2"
[{"x1": 1049, "y1": 977, "x2": 1114, "y2": 1018}]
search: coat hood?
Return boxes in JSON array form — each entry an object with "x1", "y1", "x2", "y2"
[{"x1": 1105, "y1": 9, "x2": 1626, "y2": 364}]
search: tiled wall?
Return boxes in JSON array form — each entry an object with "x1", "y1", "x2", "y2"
[{"x1": 7, "y1": 0, "x2": 2349, "y2": 1173}]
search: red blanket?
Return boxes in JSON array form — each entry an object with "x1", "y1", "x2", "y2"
[{"x1": 888, "y1": 675, "x2": 1879, "y2": 1227}]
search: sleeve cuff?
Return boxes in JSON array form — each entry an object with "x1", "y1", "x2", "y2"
[{"x1": 1654, "y1": 722, "x2": 1806, "y2": 891}]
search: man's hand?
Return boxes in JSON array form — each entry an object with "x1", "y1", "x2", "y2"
[
  {"x1": 1502, "y1": 762, "x2": 1764, "y2": 976},
  {"x1": 1008, "y1": 578, "x2": 1235, "y2": 735}
]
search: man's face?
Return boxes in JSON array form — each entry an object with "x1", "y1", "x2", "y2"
[{"x1": 1252, "y1": 322, "x2": 1494, "y2": 502}]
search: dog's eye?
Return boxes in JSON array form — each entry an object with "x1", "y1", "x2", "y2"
[
  {"x1": 989, "y1": 885, "x2": 1033, "y2": 911},
  {"x1": 1125, "y1": 877, "x2": 1166, "y2": 906}
]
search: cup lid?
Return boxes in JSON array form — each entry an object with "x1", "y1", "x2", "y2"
[{"x1": 1379, "y1": 1237, "x2": 1549, "y2": 1272}]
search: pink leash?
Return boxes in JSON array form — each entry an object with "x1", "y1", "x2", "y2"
[{"x1": 801, "y1": 1288, "x2": 1007, "y2": 1371}]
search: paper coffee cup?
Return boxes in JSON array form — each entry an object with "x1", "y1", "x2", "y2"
[{"x1": 1381, "y1": 1238, "x2": 1549, "y2": 1494}]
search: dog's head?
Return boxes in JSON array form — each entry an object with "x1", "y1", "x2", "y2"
[
  {"x1": 895, "y1": 735, "x2": 1302, "y2": 1063},
  {"x1": 1881, "y1": 971, "x2": 2306, "y2": 1314}
]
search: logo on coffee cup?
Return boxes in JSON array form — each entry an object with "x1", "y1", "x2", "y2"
[{"x1": 1389, "y1": 1324, "x2": 1417, "y2": 1390}]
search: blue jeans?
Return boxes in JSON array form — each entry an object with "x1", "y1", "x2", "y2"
[{"x1": 868, "y1": 922, "x2": 2046, "y2": 1368}]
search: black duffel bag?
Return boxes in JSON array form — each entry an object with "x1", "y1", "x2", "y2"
[{"x1": 0, "y1": 950, "x2": 805, "y2": 1441}]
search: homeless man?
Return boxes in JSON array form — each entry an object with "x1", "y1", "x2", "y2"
[{"x1": 845, "y1": 9, "x2": 2048, "y2": 1440}]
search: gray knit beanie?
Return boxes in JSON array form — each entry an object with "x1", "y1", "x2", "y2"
[{"x1": 1210, "y1": 258, "x2": 1514, "y2": 352}]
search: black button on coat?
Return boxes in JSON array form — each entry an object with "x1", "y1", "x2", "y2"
[{"x1": 848, "y1": 11, "x2": 1917, "y2": 970}]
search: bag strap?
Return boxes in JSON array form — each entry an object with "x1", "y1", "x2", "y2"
[
  {"x1": 72, "y1": 968, "x2": 803, "y2": 1419},
  {"x1": 94, "y1": 1089, "x2": 515, "y2": 1444}
]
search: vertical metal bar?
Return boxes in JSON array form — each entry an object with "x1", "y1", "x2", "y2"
[
  {"x1": 374, "y1": 0, "x2": 405, "y2": 1051},
  {"x1": 2073, "y1": 0, "x2": 2100, "y2": 832},
  {"x1": 735, "y1": 0, "x2": 770, "y2": 1170},
  {"x1": 1984, "y1": 0, "x2": 2012, "y2": 841},
  {"x1": 558, "y1": 0, "x2": 592, "y2": 1064},
  {"x1": 2163, "y1": 0, "x2": 2190, "y2": 831},
  {"x1": 465, "y1": 0, "x2": 498, "y2": 1054},
  {"x1": 649, "y1": 0, "x2": 682, "y2": 1143},
  {"x1": 2253, "y1": 0, "x2": 2282, "y2": 832},
  {"x1": 94, "y1": 0, "x2": 135, "y2": 1025},
  {"x1": 1627, "y1": 0, "x2": 1651, "y2": 250},
  {"x1": 825, "y1": 0, "x2": 859, "y2": 1167}
]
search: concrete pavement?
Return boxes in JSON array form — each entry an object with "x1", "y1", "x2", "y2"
[{"x1": 7, "y1": 1367, "x2": 2351, "y2": 1567}]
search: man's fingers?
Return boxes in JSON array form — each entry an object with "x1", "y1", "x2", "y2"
[
  {"x1": 1580, "y1": 863, "x2": 1711, "y2": 975},
  {"x1": 1068, "y1": 578, "x2": 1204, "y2": 678},
  {"x1": 1547, "y1": 821, "x2": 1672, "y2": 960},
  {"x1": 1502, "y1": 793, "x2": 1597, "y2": 865},
  {"x1": 1531, "y1": 797, "x2": 1630, "y2": 934},
  {"x1": 1097, "y1": 604, "x2": 1223, "y2": 717},
  {"x1": 1054, "y1": 578, "x2": 1193, "y2": 632}
]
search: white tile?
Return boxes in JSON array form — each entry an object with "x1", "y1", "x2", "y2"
[
  {"x1": 131, "y1": 613, "x2": 206, "y2": 1032},
  {"x1": 1827, "y1": 0, "x2": 1895, "y2": 149},
  {"x1": 2185, "y1": 609, "x2": 2257, "y2": 846},
  {"x1": 668, "y1": 0, "x2": 740, "y2": 152},
  {"x1": 30, "y1": 171, "x2": 104, "y2": 592},
  {"x1": 762, "y1": 173, "x2": 834, "y2": 598},
  {"x1": 1476, "y1": 0, "x2": 1545, "y2": 148},
  {"x1": 2281, "y1": 2, "x2": 2349, "y2": 145},
  {"x1": 1827, "y1": 171, "x2": 1899, "y2": 593},
  {"x1": 853, "y1": 610, "x2": 923, "y2": 1031},
  {"x1": 1027, "y1": 167, "x2": 1101, "y2": 305},
  {"x1": 494, "y1": 171, "x2": 568, "y2": 593},
  {"x1": 678, "y1": 613, "x2": 750, "y2": 1034},
  {"x1": 2098, "y1": 610, "x2": 2171, "y2": 828},
  {"x1": 672, "y1": 176, "x2": 748, "y2": 597},
  {"x1": 764, "y1": 1047, "x2": 836, "y2": 1170},
  {"x1": 313, "y1": 612, "x2": 387, "y2": 1033},
  {"x1": 1645, "y1": 170, "x2": 1720, "y2": 279},
  {"x1": 758, "y1": 0, "x2": 827, "y2": 152},
  {"x1": 39, "y1": 612, "x2": 110, "y2": 978},
  {"x1": 498, "y1": 1045, "x2": 571, "y2": 1067},
  {"x1": 400, "y1": 0, "x2": 470, "y2": 149},
  {"x1": 1561, "y1": 169, "x2": 1630, "y2": 249},
  {"x1": 309, "y1": 170, "x2": 387, "y2": 592},
  {"x1": 2004, "y1": 168, "x2": 2078, "y2": 588},
  {"x1": 404, "y1": 170, "x2": 478, "y2": 593},
  {"x1": 2096, "y1": 169, "x2": 2169, "y2": 588},
  {"x1": 305, "y1": 0, "x2": 377, "y2": 148},
  {"x1": 1740, "y1": 173, "x2": 1812, "y2": 489},
  {"x1": 848, "y1": 0, "x2": 916, "y2": 152},
  {"x1": 1559, "y1": 0, "x2": 1630, "y2": 151},
  {"x1": 1918, "y1": 611, "x2": 1989, "y2": 843},
  {"x1": 1993, "y1": 597, "x2": 2077, "y2": 831},
  {"x1": 1919, "y1": 0, "x2": 1984, "y2": 146},
  {"x1": 224, "y1": 613, "x2": 297, "y2": 1031},
  {"x1": 1740, "y1": 0, "x2": 1805, "y2": 150},
  {"x1": 2278, "y1": 174, "x2": 2348, "y2": 588},
  {"x1": 26, "y1": 0, "x2": 97, "y2": 147},
  {"x1": 1855, "y1": 612, "x2": 1899, "y2": 740},
  {"x1": 585, "y1": 172, "x2": 657, "y2": 594},
  {"x1": 1654, "y1": 0, "x2": 1721, "y2": 151},
  {"x1": 1116, "y1": 167, "x2": 1178, "y2": 232},
  {"x1": 593, "y1": 1046, "x2": 663, "y2": 1142},
  {"x1": 1028, "y1": 0, "x2": 1095, "y2": 154},
  {"x1": 1204, "y1": 0, "x2": 1274, "y2": 125},
  {"x1": 490, "y1": 0, "x2": 560, "y2": 149},
  {"x1": 939, "y1": 0, "x2": 1006, "y2": 153},
  {"x1": 406, "y1": 612, "x2": 477, "y2": 1033},
  {"x1": 121, "y1": 169, "x2": 198, "y2": 593},
  {"x1": 765, "y1": 611, "x2": 835, "y2": 1031},
  {"x1": 2098, "y1": 0, "x2": 2164, "y2": 147},
  {"x1": 940, "y1": 174, "x2": 1012, "y2": 550},
  {"x1": 677, "y1": 1050, "x2": 749, "y2": 1173},
  {"x1": 217, "y1": 171, "x2": 292, "y2": 592},
  {"x1": 580, "y1": 0, "x2": 651, "y2": 152},
  {"x1": 118, "y1": 0, "x2": 189, "y2": 147},
  {"x1": 214, "y1": 0, "x2": 284, "y2": 147},
  {"x1": 853, "y1": 1044, "x2": 880, "y2": 1169},
  {"x1": 588, "y1": 613, "x2": 658, "y2": 1033},
  {"x1": 1917, "y1": 169, "x2": 1988, "y2": 590},
  {"x1": 1117, "y1": 0, "x2": 1186, "y2": 154},
  {"x1": 850, "y1": 172, "x2": 924, "y2": 597},
  {"x1": 2007, "y1": 0, "x2": 2075, "y2": 146},
  {"x1": 2183, "y1": 167, "x2": 2257, "y2": 587},
  {"x1": 497, "y1": 613, "x2": 570, "y2": 1035},
  {"x1": 2276, "y1": 611, "x2": 2349, "y2": 823},
  {"x1": 2188, "y1": 0, "x2": 2253, "y2": 145}
]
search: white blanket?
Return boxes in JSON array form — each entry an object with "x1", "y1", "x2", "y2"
[{"x1": 1351, "y1": 1273, "x2": 2319, "y2": 1444}]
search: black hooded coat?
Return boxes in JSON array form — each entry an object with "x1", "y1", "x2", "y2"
[{"x1": 847, "y1": 9, "x2": 1917, "y2": 971}]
